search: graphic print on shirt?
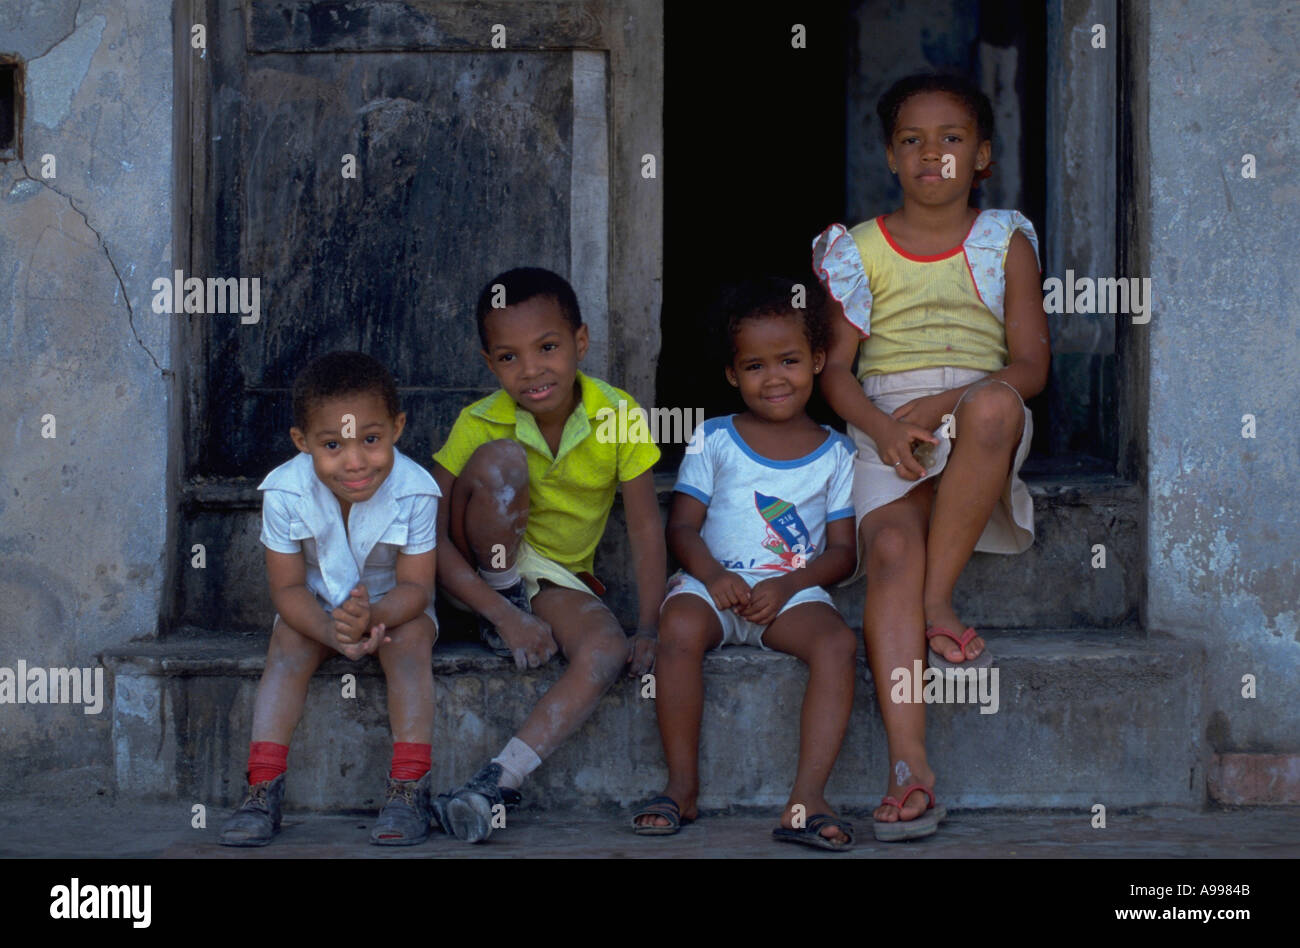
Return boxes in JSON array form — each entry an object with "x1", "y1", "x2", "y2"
[{"x1": 755, "y1": 491, "x2": 813, "y2": 571}]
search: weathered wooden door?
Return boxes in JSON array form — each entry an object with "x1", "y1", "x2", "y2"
[{"x1": 174, "y1": 0, "x2": 661, "y2": 631}]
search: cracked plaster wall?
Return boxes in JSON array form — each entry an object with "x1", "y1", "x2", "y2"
[
  {"x1": 1, "y1": 0, "x2": 1298, "y2": 783},
  {"x1": 1145, "y1": 0, "x2": 1300, "y2": 752},
  {"x1": 0, "y1": 0, "x2": 171, "y2": 781}
]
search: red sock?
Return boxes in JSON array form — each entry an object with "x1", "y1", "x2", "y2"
[
  {"x1": 247, "y1": 741, "x2": 288, "y2": 785},
  {"x1": 391, "y1": 742, "x2": 431, "y2": 781}
]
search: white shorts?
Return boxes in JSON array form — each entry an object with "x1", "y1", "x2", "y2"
[{"x1": 661, "y1": 570, "x2": 836, "y2": 650}]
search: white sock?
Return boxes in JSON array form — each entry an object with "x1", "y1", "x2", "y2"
[
  {"x1": 479, "y1": 563, "x2": 520, "y2": 590},
  {"x1": 491, "y1": 737, "x2": 542, "y2": 790}
]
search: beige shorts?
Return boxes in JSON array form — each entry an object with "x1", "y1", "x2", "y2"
[
  {"x1": 844, "y1": 366, "x2": 1034, "y2": 582},
  {"x1": 442, "y1": 539, "x2": 600, "y2": 611}
]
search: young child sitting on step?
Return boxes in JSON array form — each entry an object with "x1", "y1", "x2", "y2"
[
  {"x1": 632, "y1": 277, "x2": 860, "y2": 851},
  {"x1": 220, "y1": 351, "x2": 441, "y2": 847},
  {"x1": 430, "y1": 267, "x2": 666, "y2": 843}
]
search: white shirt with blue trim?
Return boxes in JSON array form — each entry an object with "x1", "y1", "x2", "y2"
[
  {"x1": 258, "y1": 447, "x2": 440, "y2": 610},
  {"x1": 675, "y1": 416, "x2": 856, "y2": 579}
]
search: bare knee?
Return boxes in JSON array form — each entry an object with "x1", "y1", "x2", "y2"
[
  {"x1": 571, "y1": 621, "x2": 629, "y2": 685},
  {"x1": 958, "y1": 382, "x2": 1022, "y2": 450},
  {"x1": 656, "y1": 601, "x2": 715, "y2": 657},
  {"x1": 866, "y1": 524, "x2": 918, "y2": 574},
  {"x1": 379, "y1": 616, "x2": 437, "y2": 671},
  {"x1": 811, "y1": 622, "x2": 858, "y2": 667},
  {"x1": 464, "y1": 439, "x2": 528, "y2": 491},
  {"x1": 267, "y1": 619, "x2": 329, "y2": 676}
]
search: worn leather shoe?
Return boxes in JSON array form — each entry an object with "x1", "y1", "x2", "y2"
[
  {"x1": 370, "y1": 772, "x2": 434, "y2": 846},
  {"x1": 218, "y1": 773, "x2": 285, "y2": 847}
]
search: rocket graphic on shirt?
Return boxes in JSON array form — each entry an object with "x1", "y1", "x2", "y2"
[{"x1": 754, "y1": 491, "x2": 813, "y2": 570}]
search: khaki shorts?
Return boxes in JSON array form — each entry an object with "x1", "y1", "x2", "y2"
[{"x1": 442, "y1": 539, "x2": 601, "y2": 611}]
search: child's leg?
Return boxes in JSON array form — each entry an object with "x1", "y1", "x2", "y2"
[
  {"x1": 442, "y1": 587, "x2": 625, "y2": 843},
  {"x1": 249, "y1": 616, "x2": 335, "y2": 746},
  {"x1": 448, "y1": 439, "x2": 529, "y2": 571},
  {"x1": 221, "y1": 617, "x2": 333, "y2": 845},
  {"x1": 761, "y1": 602, "x2": 857, "y2": 842},
  {"x1": 371, "y1": 614, "x2": 438, "y2": 844},
  {"x1": 633, "y1": 594, "x2": 722, "y2": 828},
  {"x1": 923, "y1": 380, "x2": 1025, "y2": 662},
  {"x1": 376, "y1": 614, "x2": 438, "y2": 746},
  {"x1": 508, "y1": 585, "x2": 630, "y2": 760},
  {"x1": 861, "y1": 487, "x2": 940, "y2": 823}
]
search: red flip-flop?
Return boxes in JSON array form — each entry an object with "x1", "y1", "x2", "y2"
[
  {"x1": 926, "y1": 624, "x2": 994, "y2": 670},
  {"x1": 873, "y1": 783, "x2": 948, "y2": 841}
]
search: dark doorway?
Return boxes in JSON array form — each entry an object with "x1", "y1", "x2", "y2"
[
  {"x1": 658, "y1": 2, "x2": 852, "y2": 465},
  {"x1": 659, "y1": 1, "x2": 1090, "y2": 472}
]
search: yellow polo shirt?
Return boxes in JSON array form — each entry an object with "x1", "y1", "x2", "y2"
[{"x1": 432, "y1": 371, "x2": 661, "y2": 575}]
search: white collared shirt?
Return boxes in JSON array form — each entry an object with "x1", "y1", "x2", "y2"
[{"x1": 258, "y1": 447, "x2": 440, "y2": 609}]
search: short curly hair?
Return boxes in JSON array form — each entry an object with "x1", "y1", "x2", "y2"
[
  {"x1": 474, "y1": 267, "x2": 583, "y2": 349},
  {"x1": 876, "y1": 71, "x2": 994, "y2": 145},
  {"x1": 291, "y1": 351, "x2": 401, "y2": 432},
  {"x1": 711, "y1": 276, "x2": 829, "y2": 368}
]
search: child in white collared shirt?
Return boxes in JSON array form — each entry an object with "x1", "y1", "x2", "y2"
[{"x1": 219, "y1": 351, "x2": 441, "y2": 848}]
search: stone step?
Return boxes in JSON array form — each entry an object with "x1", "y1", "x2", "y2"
[
  {"x1": 105, "y1": 626, "x2": 1203, "y2": 812},
  {"x1": 177, "y1": 473, "x2": 1142, "y2": 633}
]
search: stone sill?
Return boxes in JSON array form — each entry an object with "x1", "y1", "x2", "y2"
[
  {"x1": 182, "y1": 471, "x2": 1141, "y2": 511},
  {"x1": 103, "y1": 627, "x2": 1173, "y2": 680}
]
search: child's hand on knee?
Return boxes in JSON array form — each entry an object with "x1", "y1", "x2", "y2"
[
  {"x1": 626, "y1": 626, "x2": 656, "y2": 678},
  {"x1": 736, "y1": 575, "x2": 793, "y2": 627},
  {"x1": 496, "y1": 609, "x2": 558, "y2": 670},
  {"x1": 890, "y1": 395, "x2": 947, "y2": 433},
  {"x1": 876, "y1": 418, "x2": 936, "y2": 480},
  {"x1": 705, "y1": 570, "x2": 751, "y2": 613},
  {"x1": 331, "y1": 585, "x2": 371, "y2": 644}
]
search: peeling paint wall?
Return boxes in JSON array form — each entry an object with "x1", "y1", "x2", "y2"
[
  {"x1": 0, "y1": 0, "x2": 172, "y2": 783},
  {"x1": 1145, "y1": 1, "x2": 1300, "y2": 751}
]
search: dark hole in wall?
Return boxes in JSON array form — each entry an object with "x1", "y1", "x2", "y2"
[{"x1": 0, "y1": 58, "x2": 21, "y2": 161}]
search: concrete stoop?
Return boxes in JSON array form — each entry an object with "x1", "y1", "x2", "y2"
[
  {"x1": 104, "y1": 629, "x2": 1205, "y2": 813},
  {"x1": 180, "y1": 474, "x2": 1144, "y2": 633}
]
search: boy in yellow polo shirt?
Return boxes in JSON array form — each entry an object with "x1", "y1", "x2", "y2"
[{"x1": 430, "y1": 267, "x2": 666, "y2": 842}]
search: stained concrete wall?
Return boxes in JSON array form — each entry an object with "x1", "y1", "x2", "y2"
[
  {"x1": 0, "y1": 0, "x2": 172, "y2": 785},
  {"x1": 1144, "y1": 0, "x2": 1300, "y2": 751},
  {"x1": 2, "y1": 0, "x2": 1298, "y2": 800}
]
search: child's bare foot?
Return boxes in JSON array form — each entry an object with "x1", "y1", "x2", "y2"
[
  {"x1": 780, "y1": 797, "x2": 850, "y2": 844},
  {"x1": 633, "y1": 784, "x2": 698, "y2": 830},
  {"x1": 924, "y1": 598, "x2": 984, "y2": 664},
  {"x1": 873, "y1": 757, "x2": 938, "y2": 824}
]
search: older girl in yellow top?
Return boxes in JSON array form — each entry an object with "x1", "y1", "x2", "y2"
[{"x1": 813, "y1": 73, "x2": 1050, "y2": 841}]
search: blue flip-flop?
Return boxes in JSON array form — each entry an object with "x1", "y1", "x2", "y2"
[
  {"x1": 772, "y1": 813, "x2": 855, "y2": 851},
  {"x1": 632, "y1": 795, "x2": 693, "y2": 836}
]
